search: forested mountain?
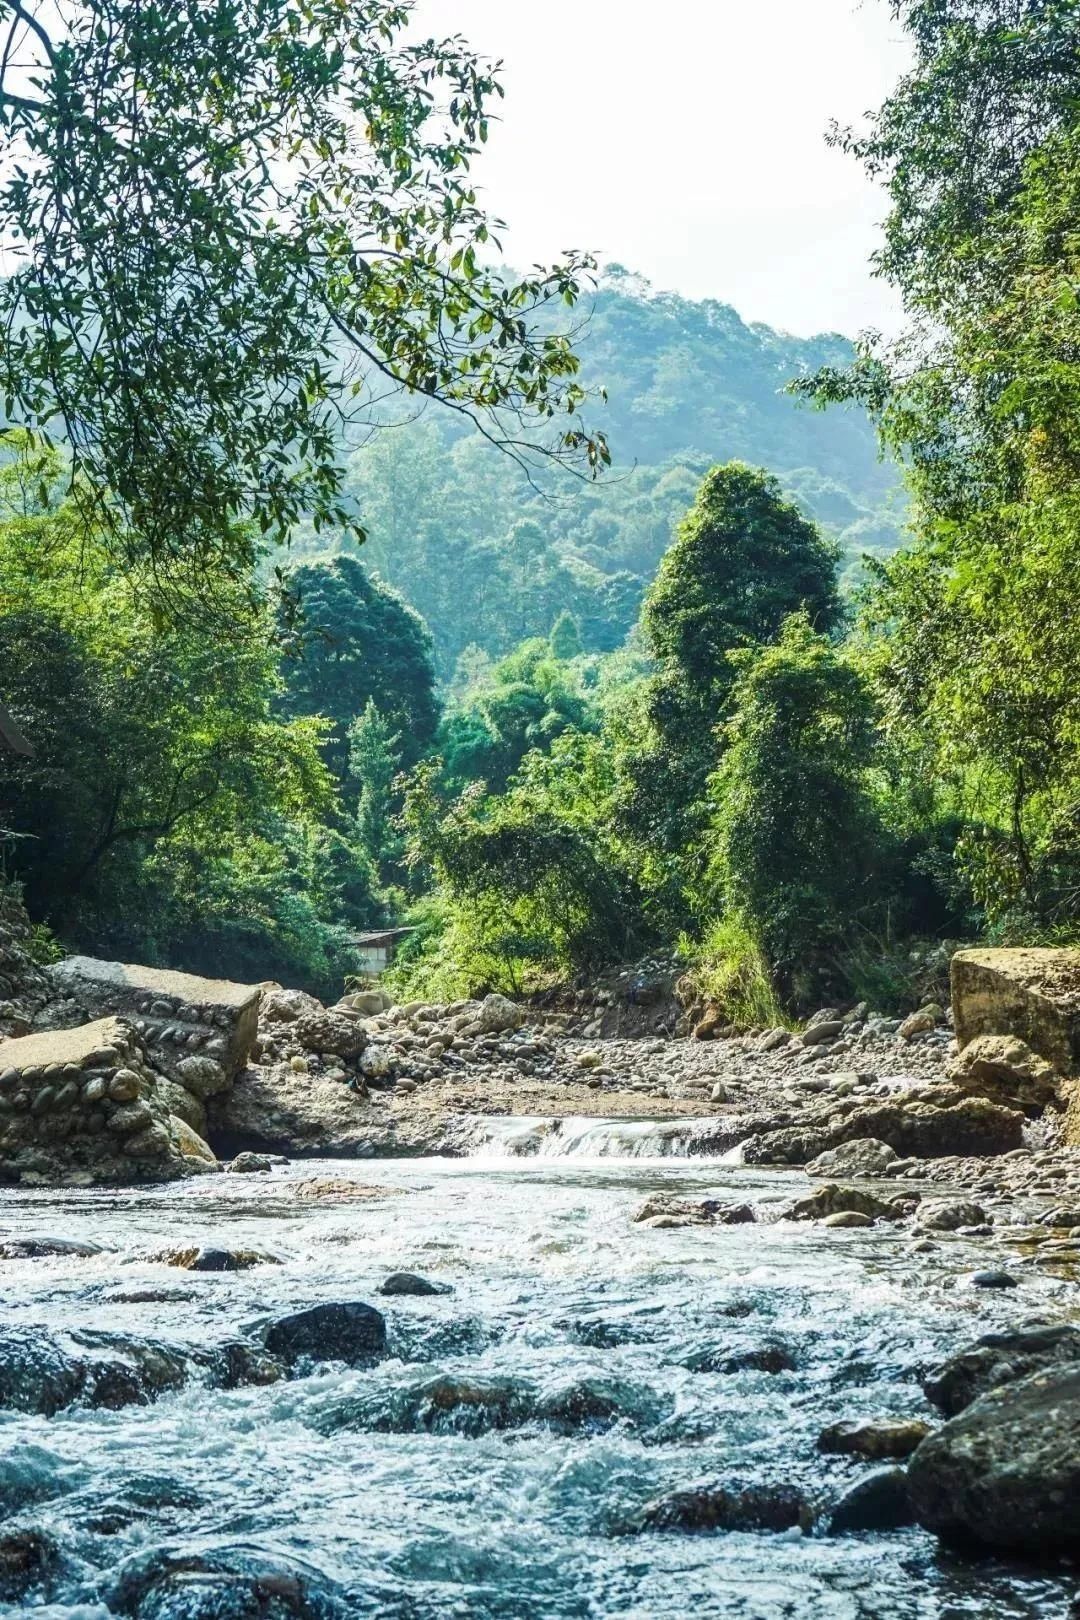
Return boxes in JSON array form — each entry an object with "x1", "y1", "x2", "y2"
[{"x1": 296, "y1": 268, "x2": 904, "y2": 679}]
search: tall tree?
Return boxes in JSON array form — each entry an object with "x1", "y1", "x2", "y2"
[
  {"x1": 279, "y1": 555, "x2": 439, "y2": 777},
  {"x1": 0, "y1": 0, "x2": 607, "y2": 588}
]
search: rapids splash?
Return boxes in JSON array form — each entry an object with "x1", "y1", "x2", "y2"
[{"x1": 0, "y1": 1139, "x2": 1077, "y2": 1619}]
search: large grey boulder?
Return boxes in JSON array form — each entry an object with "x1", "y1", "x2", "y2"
[
  {"x1": 907, "y1": 1365, "x2": 1080, "y2": 1557},
  {"x1": 0, "y1": 1017, "x2": 217, "y2": 1184},
  {"x1": 208, "y1": 1063, "x2": 384, "y2": 1157}
]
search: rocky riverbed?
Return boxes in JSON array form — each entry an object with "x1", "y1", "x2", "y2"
[{"x1": 0, "y1": 1151, "x2": 1078, "y2": 1618}]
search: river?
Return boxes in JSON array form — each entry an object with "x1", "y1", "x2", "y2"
[{"x1": 1, "y1": 1128, "x2": 1078, "y2": 1618}]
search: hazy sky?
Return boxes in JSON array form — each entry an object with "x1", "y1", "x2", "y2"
[{"x1": 413, "y1": 1, "x2": 912, "y2": 338}]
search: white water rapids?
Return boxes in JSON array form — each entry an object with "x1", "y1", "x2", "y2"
[{"x1": 0, "y1": 1134, "x2": 1076, "y2": 1618}]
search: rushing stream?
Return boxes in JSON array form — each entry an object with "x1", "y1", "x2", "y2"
[{"x1": 1, "y1": 1127, "x2": 1078, "y2": 1619}]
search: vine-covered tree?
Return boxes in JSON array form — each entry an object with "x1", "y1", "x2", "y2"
[{"x1": 0, "y1": 0, "x2": 607, "y2": 587}]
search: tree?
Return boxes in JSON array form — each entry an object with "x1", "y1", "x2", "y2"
[
  {"x1": 348, "y1": 699, "x2": 403, "y2": 884},
  {"x1": 615, "y1": 462, "x2": 841, "y2": 907},
  {"x1": 641, "y1": 462, "x2": 841, "y2": 698},
  {"x1": 801, "y1": 5, "x2": 1080, "y2": 934},
  {"x1": 710, "y1": 615, "x2": 885, "y2": 999},
  {"x1": 439, "y1": 638, "x2": 594, "y2": 793},
  {"x1": 279, "y1": 555, "x2": 439, "y2": 777},
  {"x1": 549, "y1": 609, "x2": 583, "y2": 661},
  {"x1": 0, "y1": 450, "x2": 333, "y2": 935},
  {"x1": 0, "y1": 0, "x2": 608, "y2": 586}
]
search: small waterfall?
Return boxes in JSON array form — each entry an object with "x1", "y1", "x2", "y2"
[{"x1": 444, "y1": 1113, "x2": 739, "y2": 1160}]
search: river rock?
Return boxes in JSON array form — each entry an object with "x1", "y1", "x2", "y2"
[
  {"x1": 0, "y1": 1019, "x2": 217, "y2": 1185},
  {"x1": 818, "y1": 1417, "x2": 931, "y2": 1459},
  {"x1": 634, "y1": 1194, "x2": 755, "y2": 1228},
  {"x1": 948, "y1": 1033, "x2": 1061, "y2": 1111},
  {"x1": 907, "y1": 1365, "x2": 1080, "y2": 1556},
  {"x1": 915, "y1": 1199, "x2": 988, "y2": 1232},
  {"x1": 0, "y1": 1325, "x2": 279, "y2": 1415},
  {"x1": 639, "y1": 1479, "x2": 812, "y2": 1534},
  {"x1": 378, "y1": 1271, "x2": 450, "y2": 1297},
  {"x1": 103, "y1": 1546, "x2": 351, "y2": 1619},
  {"x1": 476, "y1": 993, "x2": 525, "y2": 1034},
  {"x1": 264, "y1": 1302, "x2": 387, "y2": 1367},
  {"x1": 786, "y1": 1183, "x2": 907, "y2": 1222},
  {"x1": 208, "y1": 1064, "x2": 385, "y2": 1157},
  {"x1": 805, "y1": 1138, "x2": 899, "y2": 1178},
  {"x1": 924, "y1": 1323, "x2": 1080, "y2": 1417},
  {"x1": 742, "y1": 1096, "x2": 1023, "y2": 1166},
  {"x1": 827, "y1": 1467, "x2": 914, "y2": 1534}
]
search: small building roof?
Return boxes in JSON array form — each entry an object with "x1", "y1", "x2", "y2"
[{"x1": 348, "y1": 927, "x2": 418, "y2": 948}]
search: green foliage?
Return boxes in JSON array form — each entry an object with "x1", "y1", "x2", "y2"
[
  {"x1": 680, "y1": 917, "x2": 787, "y2": 1032},
  {"x1": 642, "y1": 463, "x2": 842, "y2": 688},
  {"x1": 0, "y1": 443, "x2": 376, "y2": 992},
  {"x1": 348, "y1": 700, "x2": 403, "y2": 887},
  {"x1": 709, "y1": 615, "x2": 887, "y2": 999},
  {"x1": 0, "y1": 1, "x2": 606, "y2": 588},
  {"x1": 400, "y1": 736, "x2": 648, "y2": 993},
  {"x1": 438, "y1": 639, "x2": 595, "y2": 794},
  {"x1": 279, "y1": 555, "x2": 439, "y2": 778}
]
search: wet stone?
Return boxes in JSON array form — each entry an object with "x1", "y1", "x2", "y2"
[{"x1": 264, "y1": 1303, "x2": 387, "y2": 1368}]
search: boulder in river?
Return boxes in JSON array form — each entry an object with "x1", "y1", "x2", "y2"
[
  {"x1": 639, "y1": 1479, "x2": 813, "y2": 1534},
  {"x1": 907, "y1": 1365, "x2": 1080, "y2": 1557},
  {"x1": 818, "y1": 1417, "x2": 931, "y2": 1459},
  {"x1": 827, "y1": 1467, "x2": 914, "y2": 1534},
  {"x1": 378, "y1": 1271, "x2": 450, "y2": 1297},
  {"x1": 264, "y1": 1302, "x2": 387, "y2": 1367},
  {"x1": 103, "y1": 1545, "x2": 351, "y2": 1619},
  {"x1": 0, "y1": 1325, "x2": 279, "y2": 1415},
  {"x1": 924, "y1": 1323, "x2": 1080, "y2": 1417}
]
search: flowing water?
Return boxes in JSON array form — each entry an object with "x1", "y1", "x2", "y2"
[{"x1": 1, "y1": 1121, "x2": 1078, "y2": 1619}]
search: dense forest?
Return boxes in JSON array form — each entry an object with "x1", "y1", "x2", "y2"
[{"x1": 1, "y1": 0, "x2": 1077, "y2": 1027}]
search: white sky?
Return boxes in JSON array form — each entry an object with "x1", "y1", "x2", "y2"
[{"x1": 412, "y1": 0, "x2": 912, "y2": 337}]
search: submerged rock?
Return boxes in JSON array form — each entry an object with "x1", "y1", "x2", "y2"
[
  {"x1": 785, "y1": 1184, "x2": 907, "y2": 1223},
  {"x1": 378, "y1": 1271, "x2": 450, "y2": 1297},
  {"x1": 0, "y1": 1325, "x2": 279, "y2": 1416},
  {"x1": 634, "y1": 1194, "x2": 754, "y2": 1228},
  {"x1": 827, "y1": 1467, "x2": 914, "y2": 1534},
  {"x1": 264, "y1": 1303, "x2": 387, "y2": 1367},
  {"x1": 924, "y1": 1323, "x2": 1080, "y2": 1417},
  {"x1": 639, "y1": 1479, "x2": 812, "y2": 1534},
  {"x1": 684, "y1": 1341, "x2": 796, "y2": 1375},
  {"x1": 104, "y1": 1546, "x2": 350, "y2": 1619},
  {"x1": 907, "y1": 1366, "x2": 1080, "y2": 1557},
  {"x1": 818, "y1": 1418, "x2": 931, "y2": 1460}
]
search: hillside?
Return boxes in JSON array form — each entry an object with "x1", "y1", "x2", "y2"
[{"x1": 312, "y1": 267, "x2": 904, "y2": 678}]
